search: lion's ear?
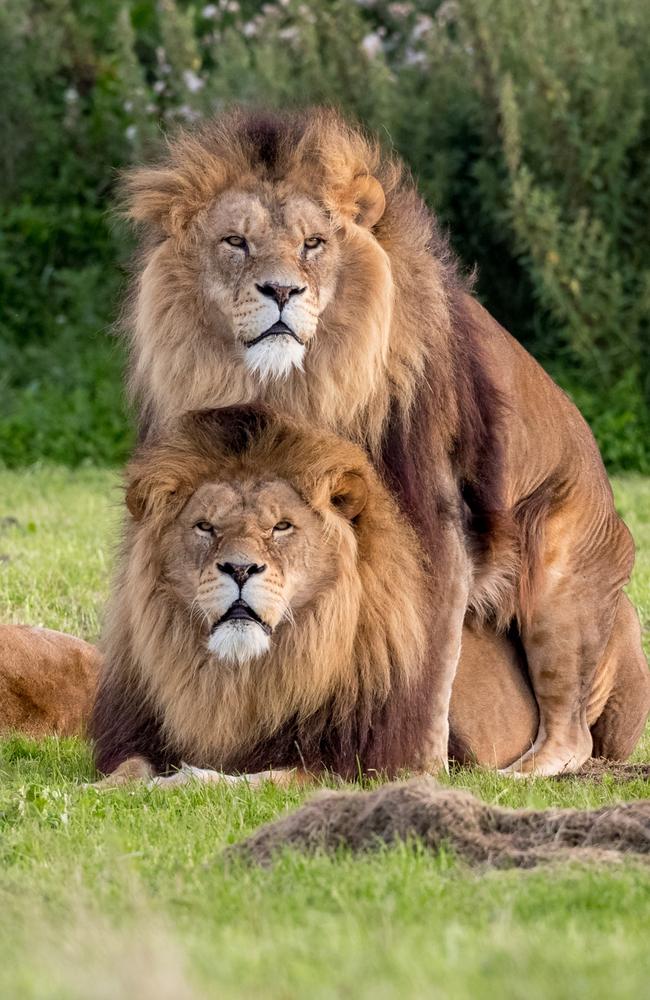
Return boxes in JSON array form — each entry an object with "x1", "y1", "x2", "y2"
[
  {"x1": 352, "y1": 175, "x2": 386, "y2": 229},
  {"x1": 125, "y1": 461, "x2": 191, "y2": 524},
  {"x1": 125, "y1": 473, "x2": 156, "y2": 521},
  {"x1": 120, "y1": 167, "x2": 188, "y2": 236},
  {"x1": 330, "y1": 472, "x2": 369, "y2": 522}
]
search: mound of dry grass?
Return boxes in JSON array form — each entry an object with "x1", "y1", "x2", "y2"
[{"x1": 232, "y1": 777, "x2": 650, "y2": 868}]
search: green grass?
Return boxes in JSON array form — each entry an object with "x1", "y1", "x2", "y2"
[{"x1": 0, "y1": 468, "x2": 649, "y2": 1000}]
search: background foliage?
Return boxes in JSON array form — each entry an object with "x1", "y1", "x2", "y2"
[{"x1": 1, "y1": 0, "x2": 648, "y2": 469}]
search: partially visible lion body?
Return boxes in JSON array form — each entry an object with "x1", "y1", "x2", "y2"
[
  {"x1": 122, "y1": 108, "x2": 649, "y2": 775},
  {"x1": 453, "y1": 597, "x2": 649, "y2": 768},
  {"x1": 0, "y1": 625, "x2": 100, "y2": 738},
  {"x1": 93, "y1": 410, "x2": 435, "y2": 779},
  {"x1": 91, "y1": 409, "x2": 648, "y2": 782}
]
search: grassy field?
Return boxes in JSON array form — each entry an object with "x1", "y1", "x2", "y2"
[{"x1": 0, "y1": 467, "x2": 649, "y2": 1000}]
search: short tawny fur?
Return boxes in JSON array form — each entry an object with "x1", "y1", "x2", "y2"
[{"x1": 0, "y1": 625, "x2": 100, "y2": 738}]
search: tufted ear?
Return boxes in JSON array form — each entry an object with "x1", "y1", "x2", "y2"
[
  {"x1": 352, "y1": 174, "x2": 386, "y2": 229},
  {"x1": 120, "y1": 167, "x2": 184, "y2": 235},
  {"x1": 125, "y1": 455, "x2": 195, "y2": 525},
  {"x1": 330, "y1": 471, "x2": 369, "y2": 522}
]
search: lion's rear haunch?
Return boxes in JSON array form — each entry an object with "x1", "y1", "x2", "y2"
[{"x1": 91, "y1": 406, "x2": 445, "y2": 780}]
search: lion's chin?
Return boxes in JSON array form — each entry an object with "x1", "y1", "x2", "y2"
[
  {"x1": 244, "y1": 335, "x2": 305, "y2": 382},
  {"x1": 207, "y1": 620, "x2": 271, "y2": 666}
]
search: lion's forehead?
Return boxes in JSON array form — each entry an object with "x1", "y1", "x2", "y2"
[
  {"x1": 185, "y1": 477, "x2": 313, "y2": 530},
  {"x1": 208, "y1": 188, "x2": 330, "y2": 243}
]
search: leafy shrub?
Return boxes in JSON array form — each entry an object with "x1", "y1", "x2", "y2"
[{"x1": 1, "y1": 0, "x2": 648, "y2": 470}]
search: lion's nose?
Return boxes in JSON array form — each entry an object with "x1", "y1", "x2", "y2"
[
  {"x1": 255, "y1": 282, "x2": 305, "y2": 310},
  {"x1": 217, "y1": 561, "x2": 267, "y2": 588}
]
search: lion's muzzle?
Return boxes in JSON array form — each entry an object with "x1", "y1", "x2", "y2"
[
  {"x1": 212, "y1": 599, "x2": 273, "y2": 636},
  {"x1": 245, "y1": 320, "x2": 305, "y2": 347}
]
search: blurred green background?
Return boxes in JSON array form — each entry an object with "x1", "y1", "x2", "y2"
[{"x1": 1, "y1": 0, "x2": 648, "y2": 469}]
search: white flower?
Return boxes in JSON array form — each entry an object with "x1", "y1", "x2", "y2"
[
  {"x1": 125, "y1": 124, "x2": 138, "y2": 142},
  {"x1": 242, "y1": 20, "x2": 258, "y2": 37},
  {"x1": 436, "y1": 1, "x2": 459, "y2": 26},
  {"x1": 403, "y1": 47, "x2": 427, "y2": 67},
  {"x1": 412, "y1": 14, "x2": 433, "y2": 40},
  {"x1": 178, "y1": 104, "x2": 202, "y2": 122},
  {"x1": 361, "y1": 31, "x2": 383, "y2": 59},
  {"x1": 123, "y1": 100, "x2": 134, "y2": 113},
  {"x1": 153, "y1": 80, "x2": 166, "y2": 94},
  {"x1": 64, "y1": 87, "x2": 79, "y2": 104},
  {"x1": 202, "y1": 3, "x2": 218, "y2": 16},
  {"x1": 182, "y1": 69, "x2": 204, "y2": 93},
  {"x1": 278, "y1": 26, "x2": 299, "y2": 42},
  {"x1": 388, "y1": 2, "x2": 413, "y2": 17}
]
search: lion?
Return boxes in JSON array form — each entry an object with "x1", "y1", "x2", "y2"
[
  {"x1": 0, "y1": 625, "x2": 100, "y2": 738},
  {"x1": 90, "y1": 408, "x2": 649, "y2": 787},
  {"x1": 120, "y1": 107, "x2": 648, "y2": 775}
]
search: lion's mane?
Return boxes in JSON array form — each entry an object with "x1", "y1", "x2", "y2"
[{"x1": 91, "y1": 407, "x2": 440, "y2": 779}]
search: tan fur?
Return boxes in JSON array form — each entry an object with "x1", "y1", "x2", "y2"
[
  {"x1": 121, "y1": 108, "x2": 649, "y2": 776},
  {"x1": 0, "y1": 625, "x2": 99, "y2": 738},
  {"x1": 122, "y1": 109, "x2": 448, "y2": 456},
  {"x1": 94, "y1": 411, "x2": 648, "y2": 781},
  {"x1": 451, "y1": 594, "x2": 650, "y2": 769},
  {"x1": 94, "y1": 412, "x2": 431, "y2": 775}
]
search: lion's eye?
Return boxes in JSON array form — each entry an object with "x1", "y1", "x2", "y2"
[
  {"x1": 194, "y1": 521, "x2": 214, "y2": 534},
  {"x1": 303, "y1": 236, "x2": 325, "y2": 251},
  {"x1": 223, "y1": 235, "x2": 248, "y2": 251},
  {"x1": 273, "y1": 520, "x2": 293, "y2": 533}
]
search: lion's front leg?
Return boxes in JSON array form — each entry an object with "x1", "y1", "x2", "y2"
[
  {"x1": 91, "y1": 759, "x2": 308, "y2": 790},
  {"x1": 422, "y1": 525, "x2": 472, "y2": 773},
  {"x1": 502, "y1": 509, "x2": 634, "y2": 777},
  {"x1": 150, "y1": 765, "x2": 302, "y2": 789}
]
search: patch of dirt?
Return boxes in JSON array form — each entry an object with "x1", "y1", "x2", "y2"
[
  {"x1": 552, "y1": 760, "x2": 650, "y2": 782},
  {"x1": 230, "y1": 777, "x2": 650, "y2": 868}
]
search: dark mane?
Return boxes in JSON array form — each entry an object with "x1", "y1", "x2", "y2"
[{"x1": 238, "y1": 108, "x2": 308, "y2": 174}]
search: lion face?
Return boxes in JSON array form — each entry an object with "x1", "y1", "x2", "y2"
[
  {"x1": 162, "y1": 476, "x2": 356, "y2": 667},
  {"x1": 126, "y1": 111, "x2": 393, "y2": 429},
  {"x1": 201, "y1": 190, "x2": 341, "y2": 381}
]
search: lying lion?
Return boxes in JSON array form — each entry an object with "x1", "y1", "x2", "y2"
[
  {"x1": 0, "y1": 624, "x2": 99, "y2": 738},
  {"x1": 90, "y1": 408, "x2": 648, "y2": 788},
  {"x1": 120, "y1": 107, "x2": 648, "y2": 775}
]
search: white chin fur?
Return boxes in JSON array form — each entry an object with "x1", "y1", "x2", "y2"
[
  {"x1": 244, "y1": 335, "x2": 305, "y2": 382},
  {"x1": 207, "y1": 621, "x2": 271, "y2": 666}
]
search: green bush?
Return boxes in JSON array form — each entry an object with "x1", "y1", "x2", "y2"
[{"x1": 1, "y1": 0, "x2": 648, "y2": 470}]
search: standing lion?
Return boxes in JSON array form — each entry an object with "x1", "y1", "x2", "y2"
[{"x1": 119, "y1": 108, "x2": 647, "y2": 775}]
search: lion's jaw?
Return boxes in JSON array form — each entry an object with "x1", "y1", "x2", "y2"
[
  {"x1": 204, "y1": 562, "x2": 280, "y2": 667},
  {"x1": 201, "y1": 190, "x2": 340, "y2": 382},
  {"x1": 170, "y1": 478, "x2": 342, "y2": 668}
]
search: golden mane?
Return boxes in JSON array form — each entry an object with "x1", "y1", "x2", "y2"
[
  {"x1": 121, "y1": 107, "x2": 459, "y2": 456},
  {"x1": 91, "y1": 407, "x2": 435, "y2": 778}
]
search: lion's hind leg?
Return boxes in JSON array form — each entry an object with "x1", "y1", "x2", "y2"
[
  {"x1": 502, "y1": 502, "x2": 635, "y2": 777},
  {"x1": 589, "y1": 595, "x2": 650, "y2": 761}
]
